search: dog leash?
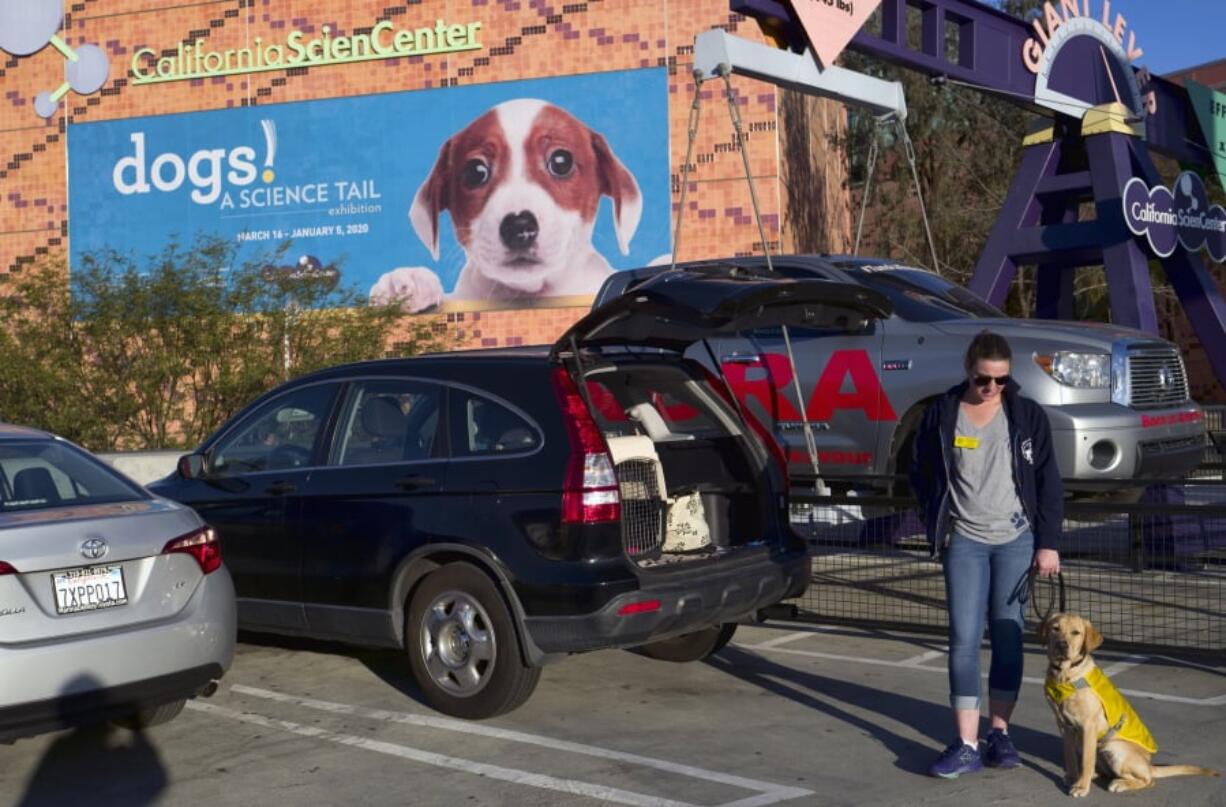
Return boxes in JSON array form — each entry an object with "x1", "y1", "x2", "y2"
[{"x1": 1025, "y1": 567, "x2": 1066, "y2": 625}]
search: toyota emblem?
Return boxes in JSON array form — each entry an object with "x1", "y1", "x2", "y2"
[{"x1": 80, "y1": 538, "x2": 108, "y2": 560}]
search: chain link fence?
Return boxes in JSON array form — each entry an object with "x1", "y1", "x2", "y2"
[{"x1": 785, "y1": 479, "x2": 1226, "y2": 656}]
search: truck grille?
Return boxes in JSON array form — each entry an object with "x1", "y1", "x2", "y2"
[
  {"x1": 617, "y1": 459, "x2": 663, "y2": 558},
  {"x1": 1127, "y1": 346, "x2": 1189, "y2": 409}
]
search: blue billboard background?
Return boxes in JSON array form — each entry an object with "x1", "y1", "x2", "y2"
[{"x1": 68, "y1": 68, "x2": 671, "y2": 309}]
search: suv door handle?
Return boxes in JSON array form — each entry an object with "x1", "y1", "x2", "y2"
[
  {"x1": 265, "y1": 481, "x2": 296, "y2": 496},
  {"x1": 394, "y1": 475, "x2": 436, "y2": 491},
  {"x1": 721, "y1": 354, "x2": 762, "y2": 364}
]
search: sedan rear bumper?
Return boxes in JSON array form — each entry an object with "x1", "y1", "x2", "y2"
[
  {"x1": 0, "y1": 663, "x2": 223, "y2": 742},
  {"x1": 0, "y1": 567, "x2": 236, "y2": 738}
]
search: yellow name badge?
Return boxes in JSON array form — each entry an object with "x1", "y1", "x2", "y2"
[{"x1": 954, "y1": 435, "x2": 980, "y2": 450}]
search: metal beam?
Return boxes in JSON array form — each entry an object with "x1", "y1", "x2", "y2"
[
  {"x1": 692, "y1": 29, "x2": 908, "y2": 121},
  {"x1": 729, "y1": 0, "x2": 1212, "y2": 166}
]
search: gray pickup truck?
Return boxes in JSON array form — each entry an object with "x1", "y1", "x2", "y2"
[{"x1": 593, "y1": 256, "x2": 1206, "y2": 492}]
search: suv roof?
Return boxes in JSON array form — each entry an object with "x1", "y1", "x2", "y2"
[{"x1": 0, "y1": 424, "x2": 54, "y2": 441}]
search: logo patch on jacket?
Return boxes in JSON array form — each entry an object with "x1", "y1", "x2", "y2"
[{"x1": 1021, "y1": 438, "x2": 1034, "y2": 465}]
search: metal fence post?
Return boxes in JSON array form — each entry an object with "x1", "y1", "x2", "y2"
[{"x1": 1128, "y1": 511, "x2": 1145, "y2": 573}]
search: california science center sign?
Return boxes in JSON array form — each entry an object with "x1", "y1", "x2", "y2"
[
  {"x1": 1123, "y1": 171, "x2": 1226, "y2": 262},
  {"x1": 131, "y1": 19, "x2": 483, "y2": 84}
]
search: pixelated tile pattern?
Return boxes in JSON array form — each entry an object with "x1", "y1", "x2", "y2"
[{"x1": 2, "y1": 0, "x2": 803, "y2": 352}]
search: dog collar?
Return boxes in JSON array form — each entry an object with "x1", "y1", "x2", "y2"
[{"x1": 1044, "y1": 675, "x2": 1091, "y2": 704}]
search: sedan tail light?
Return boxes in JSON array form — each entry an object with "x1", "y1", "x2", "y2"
[
  {"x1": 0, "y1": 562, "x2": 18, "y2": 575},
  {"x1": 162, "y1": 527, "x2": 222, "y2": 574}
]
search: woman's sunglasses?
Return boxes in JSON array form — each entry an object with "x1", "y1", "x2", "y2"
[{"x1": 973, "y1": 374, "x2": 1011, "y2": 388}]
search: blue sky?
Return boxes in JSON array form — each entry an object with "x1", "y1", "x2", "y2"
[{"x1": 1085, "y1": 0, "x2": 1223, "y2": 75}]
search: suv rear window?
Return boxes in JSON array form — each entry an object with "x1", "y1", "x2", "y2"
[
  {"x1": 585, "y1": 365, "x2": 730, "y2": 439},
  {"x1": 0, "y1": 441, "x2": 145, "y2": 513},
  {"x1": 840, "y1": 266, "x2": 1005, "y2": 321}
]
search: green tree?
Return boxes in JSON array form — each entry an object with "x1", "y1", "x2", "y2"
[
  {"x1": 838, "y1": 1, "x2": 1046, "y2": 316},
  {"x1": 0, "y1": 235, "x2": 450, "y2": 451}
]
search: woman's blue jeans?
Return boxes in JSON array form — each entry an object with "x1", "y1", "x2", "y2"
[{"x1": 942, "y1": 530, "x2": 1034, "y2": 710}]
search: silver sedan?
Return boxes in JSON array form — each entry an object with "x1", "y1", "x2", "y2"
[{"x1": 0, "y1": 424, "x2": 235, "y2": 742}]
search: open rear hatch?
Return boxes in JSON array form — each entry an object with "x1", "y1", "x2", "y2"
[
  {"x1": 554, "y1": 266, "x2": 891, "y2": 567},
  {"x1": 552, "y1": 264, "x2": 892, "y2": 357}
]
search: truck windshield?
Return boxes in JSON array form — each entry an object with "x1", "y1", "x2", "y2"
[{"x1": 841, "y1": 267, "x2": 1005, "y2": 321}]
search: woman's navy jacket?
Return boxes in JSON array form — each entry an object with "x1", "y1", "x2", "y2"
[{"x1": 908, "y1": 380, "x2": 1064, "y2": 557}]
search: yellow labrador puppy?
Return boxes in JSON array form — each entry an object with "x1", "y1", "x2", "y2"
[{"x1": 1041, "y1": 613, "x2": 1219, "y2": 797}]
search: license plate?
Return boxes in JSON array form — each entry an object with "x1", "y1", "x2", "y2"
[{"x1": 52, "y1": 565, "x2": 128, "y2": 615}]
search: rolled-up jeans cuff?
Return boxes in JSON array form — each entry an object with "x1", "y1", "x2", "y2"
[
  {"x1": 988, "y1": 687, "x2": 1019, "y2": 705},
  {"x1": 951, "y1": 695, "x2": 980, "y2": 710}
]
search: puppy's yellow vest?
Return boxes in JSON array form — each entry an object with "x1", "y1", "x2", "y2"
[{"x1": 1045, "y1": 666, "x2": 1158, "y2": 753}]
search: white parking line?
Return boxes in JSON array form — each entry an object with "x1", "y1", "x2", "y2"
[
  {"x1": 899, "y1": 649, "x2": 946, "y2": 666},
  {"x1": 220, "y1": 685, "x2": 814, "y2": 807},
  {"x1": 188, "y1": 701, "x2": 694, "y2": 807},
  {"x1": 1098, "y1": 654, "x2": 1151, "y2": 678},
  {"x1": 754, "y1": 631, "x2": 819, "y2": 649},
  {"x1": 732, "y1": 642, "x2": 1224, "y2": 706}
]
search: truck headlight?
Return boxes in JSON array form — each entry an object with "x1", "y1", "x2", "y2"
[{"x1": 1034, "y1": 351, "x2": 1111, "y2": 388}]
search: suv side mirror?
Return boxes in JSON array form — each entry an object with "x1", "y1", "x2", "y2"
[{"x1": 177, "y1": 453, "x2": 207, "y2": 480}]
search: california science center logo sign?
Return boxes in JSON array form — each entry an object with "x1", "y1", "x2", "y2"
[
  {"x1": 130, "y1": 18, "x2": 483, "y2": 85},
  {"x1": 1123, "y1": 171, "x2": 1226, "y2": 262}
]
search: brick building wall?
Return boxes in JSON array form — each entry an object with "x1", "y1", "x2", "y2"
[{"x1": 1, "y1": 0, "x2": 853, "y2": 352}]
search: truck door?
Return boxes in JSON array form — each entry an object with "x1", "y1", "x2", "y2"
[{"x1": 716, "y1": 321, "x2": 893, "y2": 481}]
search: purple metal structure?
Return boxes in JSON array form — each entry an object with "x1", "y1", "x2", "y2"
[{"x1": 732, "y1": 0, "x2": 1226, "y2": 389}]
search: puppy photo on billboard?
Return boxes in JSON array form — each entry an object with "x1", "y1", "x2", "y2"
[{"x1": 370, "y1": 98, "x2": 644, "y2": 312}]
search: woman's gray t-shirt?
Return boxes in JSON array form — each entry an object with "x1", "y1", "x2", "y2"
[{"x1": 949, "y1": 405, "x2": 1028, "y2": 544}]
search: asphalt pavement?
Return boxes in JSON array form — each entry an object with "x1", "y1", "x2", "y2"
[{"x1": 3, "y1": 621, "x2": 1224, "y2": 806}]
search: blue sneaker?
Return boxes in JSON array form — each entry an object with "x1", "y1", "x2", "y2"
[
  {"x1": 983, "y1": 729, "x2": 1022, "y2": 768},
  {"x1": 928, "y1": 740, "x2": 984, "y2": 779}
]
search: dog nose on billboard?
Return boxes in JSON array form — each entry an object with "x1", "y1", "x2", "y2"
[{"x1": 500, "y1": 211, "x2": 539, "y2": 249}]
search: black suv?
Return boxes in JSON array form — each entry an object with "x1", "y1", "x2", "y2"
[{"x1": 150, "y1": 267, "x2": 890, "y2": 718}]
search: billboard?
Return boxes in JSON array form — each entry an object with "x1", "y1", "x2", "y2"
[{"x1": 68, "y1": 67, "x2": 671, "y2": 311}]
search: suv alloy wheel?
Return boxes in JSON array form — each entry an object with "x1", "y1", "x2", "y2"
[{"x1": 406, "y1": 562, "x2": 541, "y2": 719}]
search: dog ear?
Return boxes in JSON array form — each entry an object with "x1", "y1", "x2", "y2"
[
  {"x1": 410, "y1": 138, "x2": 452, "y2": 261},
  {"x1": 591, "y1": 132, "x2": 642, "y2": 255},
  {"x1": 1084, "y1": 620, "x2": 1104, "y2": 652}
]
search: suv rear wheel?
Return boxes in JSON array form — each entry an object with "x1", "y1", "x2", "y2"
[
  {"x1": 637, "y1": 623, "x2": 738, "y2": 662},
  {"x1": 406, "y1": 562, "x2": 541, "y2": 719}
]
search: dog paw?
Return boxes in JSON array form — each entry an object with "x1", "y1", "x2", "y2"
[
  {"x1": 1068, "y1": 783, "x2": 1091, "y2": 798},
  {"x1": 370, "y1": 267, "x2": 445, "y2": 313}
]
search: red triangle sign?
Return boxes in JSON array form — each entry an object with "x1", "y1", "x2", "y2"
[{"x1": 789, "y1": 0, "x2": 882, "y2": 69}]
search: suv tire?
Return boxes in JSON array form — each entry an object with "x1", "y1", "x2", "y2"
[
  {"x1": 112, "y1": 698, "x2": 186, "y2": 730},
  {"x1": 407, "y1": 562, "x2": 541, "y2": 719},
  {"x1": 637, "y1": 623, "x2": 738, "y2": 663}
]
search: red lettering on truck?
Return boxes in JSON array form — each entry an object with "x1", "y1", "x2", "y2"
[
  {"x1": 1140, "y1": 410, "x2": 1203, "y2": 428},
  {"x1": 721, "y1": 349, "x2": 897, "y2": 422}
]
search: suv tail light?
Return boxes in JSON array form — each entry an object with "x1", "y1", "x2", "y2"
[
  {"x1": 162, "y1": 526, "x2": 222, "y2": 574},
  {"x1": 0, "y1": 562, "x2": 18, "y2": 575},
  {"x1": 552, "y1": 366, "x2": 620, "y2": 524},
  {"x1": 700, "y1": 367, "x2": 789, "y2": 479}
]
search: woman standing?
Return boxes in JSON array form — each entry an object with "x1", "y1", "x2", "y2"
[{"x1": 909, "y1": 330, "x2": 1063, "y2": 779}]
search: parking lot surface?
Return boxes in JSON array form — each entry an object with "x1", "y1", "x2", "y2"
[{"x1": 3, "y1": 621, "x2": 1224, "y2": 806}]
